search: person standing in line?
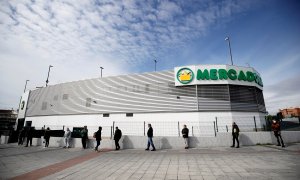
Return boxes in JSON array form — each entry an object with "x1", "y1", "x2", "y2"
[
  {"x1": 18, "y1": 128, "x2": 25, "y2": 145},
  {"x1": 25, "y1": 127, "x2": 33, "y2": 147},
  {"x1": 145, "y1": 124, "x2": 156, "y2": 151},
  {"x1": 231, "y1": 122, "x2": 240, "y2": 148},
  {"x1": 81, "y1": 126, "x2": 88, "y2": 149},
  {"x1": 44, "y1": 127, "x2": 51, "y2": 148},
  {"x1": 114, "y1": 127, "x2": 122, "y2": 150},
  {"x1": 271, "y1": 119, "x2": 285, "y2": 147},
  {"x1": 182, "y1": 125, "x2": 189, "y2": 149},
  {"x1": 94, "y1": 126, "x2": 102, "y2": 152},
  {"x1": 64, "y1": 128, "x2": 71, "y2": 148}
]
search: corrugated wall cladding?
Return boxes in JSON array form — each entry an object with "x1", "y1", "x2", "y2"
[{"x1": 26, "y1": 70, "x2": 266, "y2": 117}]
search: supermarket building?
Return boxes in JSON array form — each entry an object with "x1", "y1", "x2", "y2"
[{"x1": 16, "y1": 64, "x2": 266, "y2": 137}]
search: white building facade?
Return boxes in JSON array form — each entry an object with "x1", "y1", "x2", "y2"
[{"x1": 17, "y1": 64, "x2": 266, "y2": 137}]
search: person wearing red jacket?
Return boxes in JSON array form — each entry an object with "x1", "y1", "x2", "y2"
[{"x1": 271, "y1": 120, "x2": 285, "y2": 147}]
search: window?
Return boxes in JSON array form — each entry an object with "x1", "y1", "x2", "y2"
[
  {"x1": 41, "y1": 102, "x2": 47, "y2": 110},
  {"x1": 86, "y1": 98, "x2": 91, "y2": 107},
  {"x1": 103, "y1": 113, "x2": 109, "y2": 117},
  {"x1": 126, "y1": 113, "x2": 133, "y2": 117},
  {"x1": 145, "y1": 84, "x2": 150, "y2": 93},
  {"x1": 62, "y1": 94, "x2": 69, "y2": 100}
]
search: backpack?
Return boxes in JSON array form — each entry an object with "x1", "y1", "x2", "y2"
[{"x1": 93, "y1": 132, "x2": 96, "y2": 138}]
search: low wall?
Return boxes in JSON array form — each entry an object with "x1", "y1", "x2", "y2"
[
  {"x1": 2, "y1": 131, "x2": 300, "y2": 149},
  {"x1": 0, "y1": 135, "x2": 9, "y2": 144}
]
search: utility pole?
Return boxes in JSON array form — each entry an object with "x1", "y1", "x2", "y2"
[
  {"x1": 225, "y1": 36, "x2": 233, "y2": 65},
  {"x1": 100, "y1": 66, "x2": 104, "y2": 78},
  {"x1": 46, "y1": 65, "x2": 53, "y2": 87},
  {"x1": 24, "y1": 80, "x2": 29, "y2": 93}
]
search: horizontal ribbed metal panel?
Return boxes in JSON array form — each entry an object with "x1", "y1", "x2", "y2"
[{"x1": 26, "y1": 70, "x2": 266, "y2": 116}]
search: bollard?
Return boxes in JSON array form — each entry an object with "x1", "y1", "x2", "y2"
[
  {"x1": 111, "y1": 126, "x2": 113, "y2": 139},
  {"x1": 178, "y1": 121, "x2": 180, "y2": 137},
  {"x1": 213, "y1": 121, "x2": 216, "y2": 137},
  {"x1": 254, "y1": 116, "x2": 257, "y2": 132},
  {"x1": 215, "y1": 117, "x2": 218, "y2": 132},
  {"x1": 113, "y1": 121, "x2": 115, "y2": 135},
  {"x1": 192, "y1": 126, "x2": 194, "y2": 136},
  {"x1": 144, "y1": 121, "x2": 145, "y2": 136},
  {"x1": 226, "y1": 125, "x2": 228, "y2": 132}
]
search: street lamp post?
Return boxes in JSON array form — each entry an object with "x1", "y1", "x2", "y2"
[
  {"x1": 100, "y1": 67, "x2": 104, "y2": 78},
  {"x1": 225, "y1": 36, "x2": 233, "y2": 65},
  {"x1": 154, "y1": 59, "x2": 157, "y2": 71},
  {"x1": 46, "y1": 65, "x2": 53, "y2": 87},
  {"x1": 23, "y1": 80, "x2": 29, "y2": 93}
]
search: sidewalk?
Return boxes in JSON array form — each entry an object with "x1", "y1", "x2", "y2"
[{"x1": 0, "y1": 143, "x2": 299, "y2": 180}]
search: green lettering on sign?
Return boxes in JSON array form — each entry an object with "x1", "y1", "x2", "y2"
[
  {"x1": 210, "y1": 69, "x2": 218, "y2": 80},
  {"x1": 254, "y1": 73, "x2": 263, "y2": 87},
  {"x1": 227, "y1": 69, "x2": 237, "y2": 80},
  {"x1": 185, "y1": 67, "x2": 263, "y2": 87},
  {"x1": 246, "y1": 71, "x2": 254, "y2": 82},
  {"x1": 197, "y1": 69, "x2": 210, "y2": 80},
  {"x1": 218, "y1": 69, "x2": 228, "y2": 80},
  {"x1": 238, "y1": 71, "x2": 247, "y2": 81}
]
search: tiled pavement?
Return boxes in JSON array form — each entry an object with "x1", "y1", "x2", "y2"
[
  {"x1": 0, "y1": 144, "x2": 92, "y2": 179},
  {"x1": 0, "y1": 143, "x2": 300, "y2": 180}
]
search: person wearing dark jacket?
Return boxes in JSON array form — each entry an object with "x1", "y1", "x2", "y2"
[
  {"x1": 81, "y1": 126, "x2": 88, "y2": 149},
  {"x1": 44, "y1": 127, "x2": 51, "y2": 148},
  {"x1": 94, "y1": 126, "x2": 102, "y2": 151},
  {"x1": 145, "y1": 124, "x2": 156, "y2": 151},
  {"x1": 25, "y1": 127, "x2": 34, "y2": 147},
  {"x1": 18, "y1": 128, "x2": 25, "y2": 145},
  {"x1": 182, "y1": 125, "x2": 189, "y2": 149},
  {"x1": 231, "y1": 122, "x2": 240, "y2": 148},
  {"x1": 114, "y1": 127, "x2": 122, "y2": 150},
  {"x1": 271, "y1": 120, "x2": 285, "y2": 147}
]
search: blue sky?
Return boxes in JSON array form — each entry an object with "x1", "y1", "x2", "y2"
[{"x1": 0, "y1": 0, "x2": 299, "y2": 114}]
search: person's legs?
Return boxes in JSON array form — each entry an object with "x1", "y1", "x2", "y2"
[
  {"x1": 21, "y1": 137, "x2": 23, "y2": 145},
  {"x1": 278, "y1": 134, "x2": 285, "y2": 147},
  {"x1": 25, "y1": 137, "x2": 29, "y2": 147},
  {"x1": 64, "y1": 138, "x2": 67, "y2": 148},
  {"x1": 95, "y1": 140, "x2": 100, "y2": 151},
  {"x1": 115, "y1": 139, "x2": 120, "y2": 150},
  {"x1": 149, "y1": 137, "x2": 155, "y2": 150},
  {"x1": 67, "y1": 138, "x2": 70, "y2": 148},
  {"x1": 231, "y1": 135, "x2": 235, "y2": 147},
  {"x1": 146, "y1": 138, "x2": 150, "y2": 150},
  {"x1": 45, "y1": 138, "x2": 49, "y2": 147},
  {"x1": 114, "y1": 140, "x2": 117, "y2": 150},
  {"x1": 275, "y1": 135, "x2": 281, "y2": 146},
  {"x1": 236, "y1": 135, "x2": 239, "y2": 148},
  {"x1": 82, "y1": 138, "x2": 85, "y2": 149},
  {"x1": 184, "y1": 138, "x2": 189, "y2": 148},
  {"x1": 18, "y1": 136, "x2": 22, "y2": 145},
  {"x1": 29, "y1": 137, "x2": 32, "y2": 146}
]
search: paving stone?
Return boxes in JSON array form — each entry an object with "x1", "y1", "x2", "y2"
[{"x1": 1, "y1": 143, "x2": 300, "y2": 180}]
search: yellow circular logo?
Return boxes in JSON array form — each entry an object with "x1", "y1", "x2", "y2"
[{"x1": 177, "y1": 68, "x2": 194, "y2": 84}]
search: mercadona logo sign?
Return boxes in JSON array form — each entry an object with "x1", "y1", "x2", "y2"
[
  {"x1": 175, "y1": 66, "x2": 263, "y2": 87},
  {"x1": 176, "y1": 68, "x2": 195, "y2": 84}
]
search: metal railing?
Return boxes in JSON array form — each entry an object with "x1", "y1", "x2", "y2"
[{"x1": 33, "y1": 115, "x2": 300, "y2": 138}]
